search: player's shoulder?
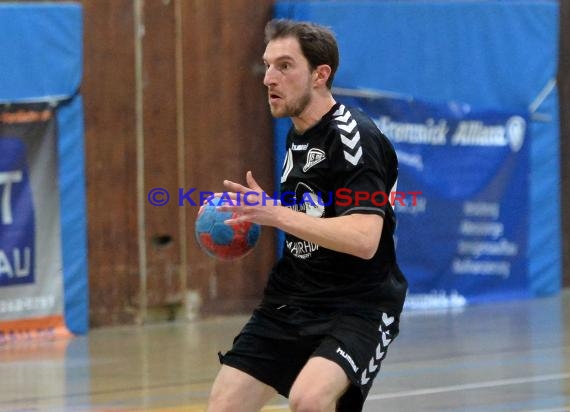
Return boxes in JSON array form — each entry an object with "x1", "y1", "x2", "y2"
[
  {"x1": 327, "y1": 103, "x2": 394, "y2": 167},
  {"x1": 323, "y1": 104, "x2": 363, "y2": 167},
  {"x1": 337, "y1": 104, "x2": 397, "y2": 151},
  {"x1": 330, "y1": 104, "x2": 379, "y2": 135},
  {"x1": 328, "y1": 103, "x2": 391, "y2": 151}
]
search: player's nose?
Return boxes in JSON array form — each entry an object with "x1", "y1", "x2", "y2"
[{"x1": 263, "y1": 66, "x2": 277, "y2": 87}]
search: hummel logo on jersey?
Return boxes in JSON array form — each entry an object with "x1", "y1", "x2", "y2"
[
  {"x1": 333, "y1": 105, "x2": 363, "y2": 166},
  {"x1": 292, "y1": 143, "x2": 309, "y2": 151},
  {"x1": 303, "y1": 148, "x2": 326, "y2": 172}
]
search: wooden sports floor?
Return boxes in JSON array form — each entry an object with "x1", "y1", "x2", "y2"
[{"x1": 1, "y1": 290, "x2": 569, "y2": 412}]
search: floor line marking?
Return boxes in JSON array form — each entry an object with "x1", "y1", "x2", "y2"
[
  {"x1": 366, "y1": 372, "x2": 570, "y2": 400},
  {"x1": 268, "y1": 372, "x2": 570, "y2": 408}
]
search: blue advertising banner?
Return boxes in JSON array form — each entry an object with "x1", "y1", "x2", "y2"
[
  {"x1": 338, "y1": 95, "x2": 530, "y2": 306},
  {"x1": 0, "y1": 104, "x2": 69, "y2": 340},
  {"x1": 0, "y1": 137, "x2": 35, "y2": 286}
]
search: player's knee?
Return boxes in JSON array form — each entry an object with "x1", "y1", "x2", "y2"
[{"x1": 289, "y1": 386, "x2": 334, "y2": 412}]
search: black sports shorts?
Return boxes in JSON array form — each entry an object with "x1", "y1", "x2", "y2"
[{"x1": 218, "y1": 303, "x2": 400, "y2": 412}]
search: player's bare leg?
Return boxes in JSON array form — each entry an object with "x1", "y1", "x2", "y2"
[
  {"x1": 206, "y1": 365, "x2": 278, "y2": 412},
  {"x1": 288, "y1": 357, "x2": 350, "y2": 412}
]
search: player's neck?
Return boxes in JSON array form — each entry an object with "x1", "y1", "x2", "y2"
[{"x1": 291, "y1": 93, "x2": 336, "y2": 134}]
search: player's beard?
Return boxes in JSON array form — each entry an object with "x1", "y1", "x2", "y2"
[
  {"x1": 269, "y1": 83, "x2": 312, "y2": 118},
  {"x1": 286, "y1": 89, "x2": 311, "y2": 118}
]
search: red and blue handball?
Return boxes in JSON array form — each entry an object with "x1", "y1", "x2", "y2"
[{"x1": 195, "y1": 196, "x2": 261, "y2": 260}]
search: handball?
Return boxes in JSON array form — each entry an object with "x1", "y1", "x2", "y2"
[{"x1": 195, "y1": 196, "x2": 261, "y2": 260}]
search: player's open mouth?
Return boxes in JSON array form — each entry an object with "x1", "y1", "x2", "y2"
[{"x1": 269, "y1": 93, "x2": 282, "y2": 103}]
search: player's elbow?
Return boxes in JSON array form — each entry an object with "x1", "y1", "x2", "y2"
[
  {"x1": 345, "y1": 214, "x2": 383, "y2": 259},
  {"x1": 354, "y1": 238, "x2": 379, "y2": 260}
]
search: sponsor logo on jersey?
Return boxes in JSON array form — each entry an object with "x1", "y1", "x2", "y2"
[
  {"x1": 291, "y1": 143, "x2": 309, "y2": 151},
  {"x1": 302, "y1": 148, "x2": 326, "y2": 172},
  {"x1": 286, "y1": 239, "x2": 319, "y2": 259},
  {"x1": 294, "y1": 182, "x2": 325, "y2": 217},
  {"x1": 284, "y1": 182, "x2": 324, "y2": 259},
  {"x1": 302, "y1": 192, "x2": 325, "y2": 217}
]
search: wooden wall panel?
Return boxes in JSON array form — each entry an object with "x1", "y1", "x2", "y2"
[
  {"x1": 141, "y1": 0, "x2": 184, "y2": 313},
  {"x1": 559, "y1": 0, "x2": 569, "y2": 287},
  {"x1": 180, "y1": 0, "x2": 276, "y2": 316},
  {"x1": 82, "y1": 0, "x2": 140, "y2": 326},
  {"x1": 81, "y1": 0, "x2": 276, "y2": 325}
]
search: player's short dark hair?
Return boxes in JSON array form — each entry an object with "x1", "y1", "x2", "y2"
[{"x1": 265, "y1": 19, "x2": 339, "y2": 89}]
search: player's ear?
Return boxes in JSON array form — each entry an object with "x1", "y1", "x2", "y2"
[{"x1": 313, "y1": 64, "x2": 331, "y2": 87}]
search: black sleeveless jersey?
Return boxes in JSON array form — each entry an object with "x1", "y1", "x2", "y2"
[{"x1": 262, "y1": 103, "x2": 408, "y2": 315}]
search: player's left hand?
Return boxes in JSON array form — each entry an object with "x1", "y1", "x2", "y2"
[{"x1": 216, "y1": 171, "x2": 283, "y2": 227}]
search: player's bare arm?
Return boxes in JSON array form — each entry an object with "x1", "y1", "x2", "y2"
[{"x1": 219, "y1": 171, "x2": 383, "y2": 260}]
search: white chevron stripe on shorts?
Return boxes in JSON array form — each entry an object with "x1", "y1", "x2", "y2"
[{"x1": 361, "y1": 312, "x2": 394, "y2": 385}]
